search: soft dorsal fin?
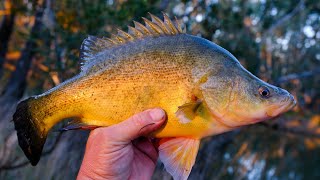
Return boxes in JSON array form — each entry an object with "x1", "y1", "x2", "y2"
[{"x1": 79, "y1": 12, "x2": 185, "y2": 69}]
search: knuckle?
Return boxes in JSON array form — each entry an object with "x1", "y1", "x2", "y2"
[
  {"x1": 130, "y1": 110, "x2": 154, "y2": 127},
  {"x1": 89, "y1": 127, "x2": 111, "y2": 141},
  {"x1": 131, "y1": 113, "x2": 147, "y2": 126},
  {"x1": 89, "y1": 128, "x2": 102, "y2": 139}
]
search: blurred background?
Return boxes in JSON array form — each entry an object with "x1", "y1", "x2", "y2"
[{"x1": 0, "y1": 0, "x2": 319, "y2": 179}]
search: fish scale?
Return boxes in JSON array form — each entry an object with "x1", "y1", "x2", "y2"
[{"x1": 13, "y1": 13, "x2": 295, "y2": 180}]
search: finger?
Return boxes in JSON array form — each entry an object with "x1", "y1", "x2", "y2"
[
  {"x1": 133, "y1": 138, "x2": 158, "y2": 163},
  {"x1": 108, "y1": 108, "x2": 166, "y2": 142},
  {"x1": 151, "y1": 138, "x2": 161, "y2": 150}
]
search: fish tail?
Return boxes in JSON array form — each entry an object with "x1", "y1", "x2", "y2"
[{"x1": 13, "y1": 97, "x2": 47, "y2": 166}]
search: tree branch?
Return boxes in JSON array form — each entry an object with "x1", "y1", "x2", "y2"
[
  {"x1": 264, "y1": 0, "x2": 305, "y2": 36},
  {"x1": 0, "y1": 132, "x2": 63, "y2": 170},
  {"x1": 259, "y1": 122, "x2": 320, "y2": 138},
  {"x1": 275, "y1": 68, "x2": 320, "y2": 85}
]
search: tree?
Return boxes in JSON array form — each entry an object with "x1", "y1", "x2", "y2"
[
  {"x1": 1, "y1": 1, "x2": 45, "y2": 99},
  {"x1": 0, "y1": 0, "x2": 15, "y2": 78}
]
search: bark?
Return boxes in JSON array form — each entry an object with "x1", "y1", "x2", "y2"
[
  {"x1": 1, "y1": 2, "x2": 45, "y2": 99},
  {"x1": 0, "y1": 3, "x2": 15, "y2": 78}
]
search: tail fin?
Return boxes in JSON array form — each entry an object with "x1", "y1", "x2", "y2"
[{"x1": 13, "y1": 97, "x2": 47, "y2": 166}]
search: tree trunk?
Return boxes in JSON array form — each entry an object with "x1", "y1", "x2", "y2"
[
  {"x1": 0, "y1": 1, "x2": 15, "y2": 78},
  {"x1": 1, "y1": 2, "x2": 45, "y2": 99}
]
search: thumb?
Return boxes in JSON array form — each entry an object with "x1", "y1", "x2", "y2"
[{"x1": 108, "y1": 108, "x2": 166, "y2": 142}]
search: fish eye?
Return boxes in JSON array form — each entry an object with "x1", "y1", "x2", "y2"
[{"x1": 259, "y1": 86, "x2": 270, "y2": 98}]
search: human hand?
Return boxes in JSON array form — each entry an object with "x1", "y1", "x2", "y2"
[{"x1": 77, "y1": 108, "x2": 166, "y2": 180}]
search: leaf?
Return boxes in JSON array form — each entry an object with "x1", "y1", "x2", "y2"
[
  {"x1": 307, "y1": 115, "x2": 320, "y2": 130},
  {"x1": 285, "y1": 119, "x2": 301, "y2": 128},
  {"x1": 304, "y1": 138, "x2": 320, "y2": 150}
]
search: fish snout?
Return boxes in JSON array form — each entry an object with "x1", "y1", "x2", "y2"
[
  {"x1": 278, "y1": 87, "x2": 296, "y2": 110},
  {"x1": 286, "y1": 93, "x2": 296, "y2": 110},
  {"x1": 266, "y1": 90, "x2": 296, "y2": 118}
]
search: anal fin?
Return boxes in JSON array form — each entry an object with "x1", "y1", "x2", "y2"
[
  {"x1": 59, "y1": 124, "x2": 100, "y2": 131},
  {"x1": 159, "y1": 137, "x2": 200, "y2": 180},
  {"x1": 59, "y1": 120, "x2": 100, "y2": 131}
]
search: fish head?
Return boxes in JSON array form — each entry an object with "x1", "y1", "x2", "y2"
[{"x1": 199, "y1": 58, "x2": 296, "y2": 127}]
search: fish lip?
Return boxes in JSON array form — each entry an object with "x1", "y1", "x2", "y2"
[
  {"x1": 288, "y1": 94, "x2": 296, "y2": 109},
  {"x1": 283, "y1": 94, "x2": 296, "y2": 111},
  {"x1": 287, "y1": 100, "x2": 296, "y2": 110},
  {"x1": 266, "y1": 94, "x2": 296, "y2": 118}
]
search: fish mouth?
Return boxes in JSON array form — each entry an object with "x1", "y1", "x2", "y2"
[
  {"x1": 266, "y1": 94, "x2": 296, "y2": 117},
  {"x1": 286, "y1": 96, "x2": 296, "y2": 110}
]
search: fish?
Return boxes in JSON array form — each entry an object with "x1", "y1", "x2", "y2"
[{"x1": 12, "y1": 13, "x2": 296, "y2": 180}]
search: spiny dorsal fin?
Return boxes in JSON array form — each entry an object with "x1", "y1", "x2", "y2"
[
  {"x1": 79, "y1": 13, "x2": 185, "y2": 68},
  {"x1": 80, "y1": 35, "x2": 112, "y2": 63}
]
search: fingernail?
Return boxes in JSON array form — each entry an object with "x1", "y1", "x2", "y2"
[{"x1": 149, "y1": 108, "x2": 165, "y2": 122}]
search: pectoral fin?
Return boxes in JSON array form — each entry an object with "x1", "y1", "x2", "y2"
[
  {"x1": 159, "y1": 137, "x2": 200, "y2": 180},
  {"x1": 176, "y1": 100, "x2": 211, "y2": 124},
  {"x1": 175, "y1": 101, "x2": 201, "y2": 124}
]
